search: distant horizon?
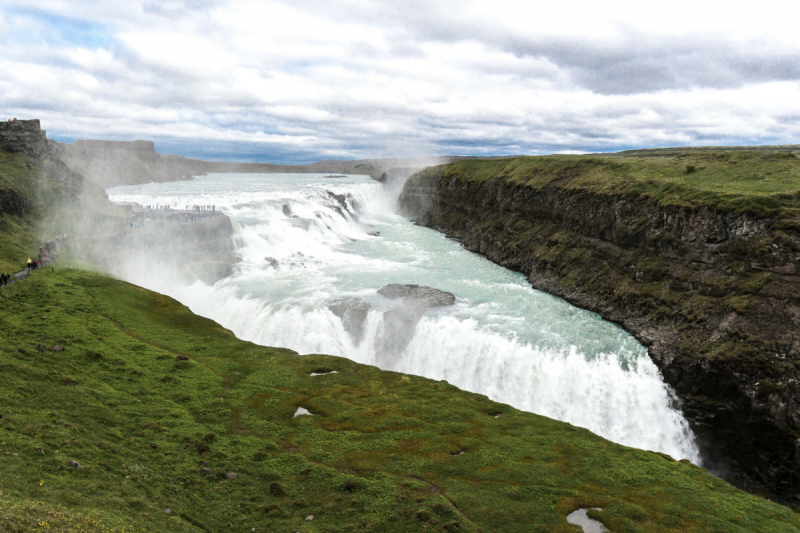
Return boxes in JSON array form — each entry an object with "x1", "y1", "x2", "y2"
[{"x1": 46, "y1": 130, "x2": 800, "y2": 166}]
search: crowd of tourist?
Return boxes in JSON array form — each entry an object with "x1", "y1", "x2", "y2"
[
  {"x1": 1, "y1": 241, "x2": 56, "y2": 288},
  {"x1": 143, "y1": 204, "x2": 216, "y2": 212}
]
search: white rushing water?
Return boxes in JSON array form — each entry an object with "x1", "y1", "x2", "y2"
[{"x1": 108, "y1": 172, "x2": 701, "y2": 463}]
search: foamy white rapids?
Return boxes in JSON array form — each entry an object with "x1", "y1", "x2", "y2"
[{"x1": 108, "y1": 172, "x2": 701, "y2": 463}]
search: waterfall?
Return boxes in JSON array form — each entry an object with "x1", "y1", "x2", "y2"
[{"x1": 107, "y1": 172, "x2": 701, "y2": 463}]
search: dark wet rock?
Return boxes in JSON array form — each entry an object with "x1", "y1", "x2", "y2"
[
  {"x1": 367, "y1": 231, "x2": 381, "y2": 236},
  {"x1": 282, "y1": 203, "x2": 292, "y2": 216},
  {"x1": 264, "y1": 257, "x2": 279, "y2": 269},
  {"x1": 376, "y1": 284, "x2": 456, "y2": 362},
  {"x1": 378, "y1": 284, "x2": 456, "y2": 307},
  {"x1": 326, "y1": 191, "x2": 348, "y2": 209},
  {"x1": 325, "y1": 191, "x2": 360, "y2": 221},
  {"x1": 52, "y1": 345, "x2": 64, "y2": 352},
  {"x1": 329, "y1": 298, "x2": 372, "y2": 344}
]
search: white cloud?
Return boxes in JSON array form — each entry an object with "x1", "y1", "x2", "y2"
[{"x1": 1, "y1": 0, "x2": 799, "y2": 160}]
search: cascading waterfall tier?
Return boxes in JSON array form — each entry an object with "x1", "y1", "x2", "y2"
[{"x1": 108, "y1": 172, "x2": 701, "y2": 463}]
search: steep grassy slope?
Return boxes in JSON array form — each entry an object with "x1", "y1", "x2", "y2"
[
  {"x1": 398, "y1": 151, "x2": 800, "y2": 500},
  {"x1": 0, "y1": 150, "x2": 43, "y2": 274},
  {"x1": 2, "y1": 267, "x2": 800, "y2": 532}
]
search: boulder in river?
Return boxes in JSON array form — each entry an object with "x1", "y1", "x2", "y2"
[
  {"x1": 377, "y1": 284, "x2": 455, "y2": 307},
  {"x1": 329, "y1": 298, "x2": 372, "y2": 345},
  {"x1": 377, "y1": 284, "x2": 456, "y2": 364}
]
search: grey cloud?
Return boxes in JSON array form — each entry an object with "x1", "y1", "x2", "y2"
[{"x1": 279, "y1": 1, "x2": 800, "y2": 94}]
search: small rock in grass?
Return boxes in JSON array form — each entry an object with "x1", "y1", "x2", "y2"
[
  {"x1": 41, "y1": 316, "x2": 46, "y2": 319},
  {"x1": 202, "y1": 468, "x2": 213, "y2": 474},
  {"x1": 37, "y1": 344, "x2": 45, "y2": 352},
  {"x1": 52, "y1": 345, "x2": 64, "y2": 352},
  {"x1": 226, "y1": 472, "x2": 238, "y2": 479},
  {"x1": 177, "y1": 355, "x2": 190, "y2": 361},
  {"x1": 36, "y1": 447, "x2": 45, "y2": 455},
  {"x1": 292, "y1": 407, "x2": 313, "y2": 418},
  {"x1": 150, "y1": 442, "x2": 158, "y2": 449},
  {"x1": 165, "y1": 508, "x2": 173, "y2": 515},
  {"x1": 305, "y1": 515, "x2": 314, "y2": 521},
  {"x1": 69, "y1": 460, "x2": 81, "y2": 469}
]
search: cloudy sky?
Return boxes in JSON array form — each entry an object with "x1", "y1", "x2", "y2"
[{"x1": 1, "y1": 0, "x2": 799, "y2": 162}]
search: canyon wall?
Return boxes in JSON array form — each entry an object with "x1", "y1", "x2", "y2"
[{"x1": 398, "y1": 158, "x2": 800, "y2": 501}]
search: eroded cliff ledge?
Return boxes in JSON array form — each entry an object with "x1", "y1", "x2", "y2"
[{"x1": 398, "y1": 152, "x2": 800, "y2": 502}]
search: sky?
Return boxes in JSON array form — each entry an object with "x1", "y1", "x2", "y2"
[{"x1": 1, "y1": 0, "x2": 800, "y2": 163}]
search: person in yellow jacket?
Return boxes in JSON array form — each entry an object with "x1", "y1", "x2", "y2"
[{"x1": 26, "y1": 258, "x2": 32, "y2": 271}]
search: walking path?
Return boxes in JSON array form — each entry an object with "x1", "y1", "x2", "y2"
[{"x1": 1, "y1": 245, "x2": 57, "y2": 288}]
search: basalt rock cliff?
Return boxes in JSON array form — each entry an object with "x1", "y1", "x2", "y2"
[{"x1": 398, "y1": 155, "x2": 800, "y2": 502}]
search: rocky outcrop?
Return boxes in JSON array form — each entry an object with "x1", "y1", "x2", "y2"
[
  {"x1": 378, "y1": 284, "x2": 456, "y2": 307},
  {"x1": 377, "y1": 284, "x2": 456, "y2": 360},
  {"x1": 398, "y1": 163, "x2": 800, "y2": 502},
  {"x1": 0, "y1": 119, "x2": 48, "y2": 159},
  {"x1": 329, "y1": 298, "x2": 372, "y2": 344}
]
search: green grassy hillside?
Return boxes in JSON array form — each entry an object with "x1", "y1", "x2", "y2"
[
  {"x1": 446, "y1": 151, "x2": 800, "y2": 226},
  {"x1": 1, "y1": 267, "x2": 800, "y2": 532}
]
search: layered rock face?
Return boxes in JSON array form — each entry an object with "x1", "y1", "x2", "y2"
[
  {"x1": 0, "y1": 119, "x2": 49, "y2": 159},
  {"x1": 399, "y1": 164, "x2": 800, "y2": 501}
]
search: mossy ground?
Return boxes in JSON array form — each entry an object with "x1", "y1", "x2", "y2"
[{"x1": 1, "y1": 267, "x2": 799, "y2": 532}]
